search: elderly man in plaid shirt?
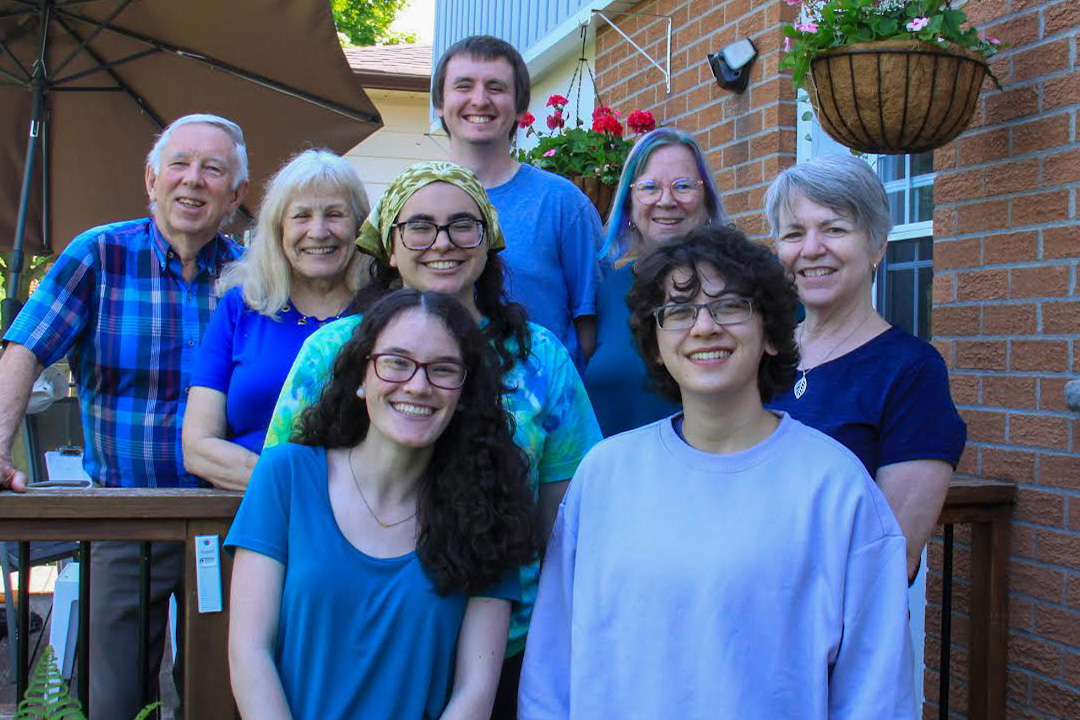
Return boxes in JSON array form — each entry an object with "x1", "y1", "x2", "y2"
[{"x1": 0, "y1": 113, "x2": 248, "y2": 718}]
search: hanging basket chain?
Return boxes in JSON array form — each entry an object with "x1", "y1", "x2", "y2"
[{"x1": 563, "y1": 23, "x2": 605, "y2": 127}]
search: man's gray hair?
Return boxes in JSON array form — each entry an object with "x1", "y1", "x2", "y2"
[
  {"x1": 145, "y1": 113, "x2": 249, "y2": 190},
  {"x1": 764, "y1": 154, "x2": 892, "y2": 254}
]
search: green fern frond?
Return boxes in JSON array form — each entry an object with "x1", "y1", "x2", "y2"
[
  {"x1": 14, "y1": 646, "x2": 86, "y2": 720},
  {"x1": 14, "y1": 645, "x2": 163, "y2": 720},
  {"x1": 131, "y1": 703, "x2": 162, "y2": 720}
]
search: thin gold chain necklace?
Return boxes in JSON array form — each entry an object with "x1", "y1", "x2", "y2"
[
  {"x1": 348, "y1": 446, "x2": 418, "y2": 529},
  {"x1": 793, "y1": 312, "x2": 872, "y2": 400}
]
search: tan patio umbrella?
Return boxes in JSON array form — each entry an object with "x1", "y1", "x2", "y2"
[{"x1": 0, "y1": 0, "x2": 382, "y2": 321}]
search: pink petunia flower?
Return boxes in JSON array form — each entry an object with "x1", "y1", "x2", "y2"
[
  {"x1": 543, "y1": 149, "x2": 557, "y2": 157},
  {"x1": 795, "y1": 22, "x2": 818, "y2": 33},
  {"x1": 783, "y1": 36, "x2": 793, "y2": 52},
  {"x1": 906, "y1": 17, "x2": 930, "y2": 32},
  {"x1": 784, "y1": 0, "x2": 800, "y2": 5},
  {"x1": 982, "y1": 35, "x2": 1001, "y2": 45}
]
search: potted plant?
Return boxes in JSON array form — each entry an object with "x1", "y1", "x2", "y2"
[
  {"x1": 780, "y1": 0, "x2": 1003, "y2": 154},
  {"x1": 516, "y1": 95, "x2": 657, "y2": 218}
]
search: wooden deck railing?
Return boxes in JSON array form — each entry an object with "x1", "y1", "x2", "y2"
[
  {"x1": 935, "y1": 479, "x2": 1017, "y2": 720},
  {"x1": 1, "y1": 481, "x2": 1016, "y2": 718},
  {"x1": 0, "y1": 488, "x2": 242, "y2": 720}
]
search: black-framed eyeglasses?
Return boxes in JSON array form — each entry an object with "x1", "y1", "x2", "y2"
[
  {"x1": 392, "y1": 218, "x2": 486, "y2": 251},
  {"x1": 368, "y1": 353, "x2": 467, "y2": 389},
  {"x1": 652, "y1": 297, "x2": 754, "y2": 330},
  {"x1": 632, "y1": 177, "x2": 704, "y2": 203}
]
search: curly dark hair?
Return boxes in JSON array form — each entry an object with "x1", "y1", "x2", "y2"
[
  {"x1": 626, "y1": 225, "x2": 800, "y2": 404},
  {"x1": 294, "y1": 289, "x2": 538, "y2": 595},
  {"x1": 354, "y1": 249, "x2": 531, "y2": 376}
]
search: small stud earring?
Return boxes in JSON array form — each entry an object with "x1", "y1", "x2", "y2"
[{"x1": 356, "y1": 386, "x2": 366, "y2": 400}]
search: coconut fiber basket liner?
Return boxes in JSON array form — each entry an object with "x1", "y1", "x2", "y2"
[{"x1": 808, "y1": 39, "x2": 988, "y2": 155}]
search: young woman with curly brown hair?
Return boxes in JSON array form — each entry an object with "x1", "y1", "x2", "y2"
[{"x1": 227, "y1": 289, "x2": 538, "y2": 720}]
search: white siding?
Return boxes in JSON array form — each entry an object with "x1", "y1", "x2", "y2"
[{"x1": 346, "y1": 90, "x2": 450, "y2": 203}]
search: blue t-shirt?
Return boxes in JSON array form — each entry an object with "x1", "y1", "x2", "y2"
[
  {"x1": 264, "y1": 318, "x2": 603, "y2": 657},
  {"x1": 487, "y1": 164, "x2": 602, "y2": 369},
  {"x1": 584, "y1": 264, "x2": 680, "y2": 436},
  {"x1": 768, "y1": 326, "x2": 966, "y2": 475},
  {"x1": 225, "y1": 443, "x2": 518, "y2": 720},
  {"x1": 190, "y1": 287, "x2": 345, "y2": 453}
]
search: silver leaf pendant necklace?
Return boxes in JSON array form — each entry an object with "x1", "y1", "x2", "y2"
[{"x1": 794, "y1": 312, "x2": 873, "y2": 400}]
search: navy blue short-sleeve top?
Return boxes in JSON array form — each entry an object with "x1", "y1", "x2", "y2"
[{"x1": 768, "y1": 326, "x2": 967, "y2": 476}]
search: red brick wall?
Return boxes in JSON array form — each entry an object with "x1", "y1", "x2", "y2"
[
  {"x1": 929, "y1": 0, "x2": 1080, "y2": 716},
  {"x1": 596, "y1": 1, "x2": 1080, "y2": 717},
  {"x1": 593, "y1": 0, "x2": 798, "y2": 236}
]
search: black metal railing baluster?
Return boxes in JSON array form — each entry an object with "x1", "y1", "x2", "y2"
[
  {"x1": 939, "y1": 523, "x2": 954, "y2": 720},
  {"x1": 16, "y1": 540, "x2": 30, "y2": 701},
  {"x1": 78, "y1": 540, "x2": 91, "y2": 712},
  {"x1": 137, "y1": 541, "x2": 153, "y2": 712}
]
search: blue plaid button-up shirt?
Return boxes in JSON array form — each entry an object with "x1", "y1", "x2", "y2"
[{"x1": 4, "y1": 218, "x2": 242, "y2": 488}]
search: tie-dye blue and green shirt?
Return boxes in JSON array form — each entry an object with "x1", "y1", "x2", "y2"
[{"x1": 264, "y1": 315, "x2": 602, "y2": 657}]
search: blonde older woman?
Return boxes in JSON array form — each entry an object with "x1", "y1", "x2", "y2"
[
  {"x1": 182, "y1": 149, "x2": 369, "y2": 490},
  {"x1": 764, "y1": 154, "x2": 966, "y2": 581}
]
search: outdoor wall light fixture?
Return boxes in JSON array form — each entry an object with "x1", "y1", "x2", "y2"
[{"x1": 708, "y1": 38, "x2": 757, "y2": 93}]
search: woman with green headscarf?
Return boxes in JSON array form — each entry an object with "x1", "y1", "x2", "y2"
[{"x1": 253, "y1": 161, "x2": 602, "y2": 718}]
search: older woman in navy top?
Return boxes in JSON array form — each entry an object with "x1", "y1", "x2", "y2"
[
  {"x1": 182, "y1": 149, "x2": 369, "y2": 490},
  {"x1": 584, "y1": 128, "x2": 727, "y2": 436},
  {"x1": 765, "y1": 154, "x2": 966, "y2": 581}
]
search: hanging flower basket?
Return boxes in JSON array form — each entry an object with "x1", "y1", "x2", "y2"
[
  {"x1": 516, "y1": 97, "x2": 656, "y2": 220},
  {"x1": 569, "y1": 175, "x2": 615, "y2": 219},
  {"x1": 807, "y1": 39, "x2": 988, "y2": 154}
]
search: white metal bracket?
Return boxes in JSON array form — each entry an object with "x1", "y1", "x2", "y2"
[{"x1": 591, "y1": 10, "x2": 672, "y2": 95}]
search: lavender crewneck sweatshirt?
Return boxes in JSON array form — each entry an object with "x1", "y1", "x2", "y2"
[{"x1": 520, "y1": 412, "x2": 915, "y2": 720}]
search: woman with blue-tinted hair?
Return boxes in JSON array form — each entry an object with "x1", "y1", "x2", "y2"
[{"x1": 583, "y1": 128, "x2": 727, "y2": 436}]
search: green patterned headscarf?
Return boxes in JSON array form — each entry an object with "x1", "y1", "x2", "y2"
[{"x1": 356, "y1": 161, "x2": 505, "y2": 263}]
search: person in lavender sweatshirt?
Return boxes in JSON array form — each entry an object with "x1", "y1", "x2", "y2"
[{"x1": 520, "y1": 225, "x2": 915, "y2": 720}]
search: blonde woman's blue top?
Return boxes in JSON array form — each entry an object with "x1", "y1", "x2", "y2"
[{"x1": 265, "y1": 315, "x2": 602, "y2": 657}]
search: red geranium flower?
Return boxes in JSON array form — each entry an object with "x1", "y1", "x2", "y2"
[
  {"x1": 546, "y1": 111, "x2": 566, "y2": 130},
  {"x1": 546, "y1": 94, "x2": 569, "y2": 108},
  {"x1": 592, "y1": 105, "x2": 615, "y2": 119},
  {"x1": 519, "y1": 111, "x2": 536, "y2": 128},
  {"x1": 627, "y1": 110, "x2": 656, "y2": 134},
  {"x1": 591, "y1": 113, "x2": 623, "y2": 137}
]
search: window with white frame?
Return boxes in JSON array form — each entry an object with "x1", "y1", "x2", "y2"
[
  {"x1": 874, "y1": 152, "x2": 935, "y2": 341},
  {"x1": 797, "y1": 101, "x2": 937, "y2": 341}
]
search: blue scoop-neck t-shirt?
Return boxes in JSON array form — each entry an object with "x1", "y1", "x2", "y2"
[{"x1": 225, "y1": 443, "x2": 518, "y2": 720}]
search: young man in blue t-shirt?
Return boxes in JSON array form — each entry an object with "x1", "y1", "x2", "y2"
[{"x1": 432, "y1": 35, "x2": 601, "y2": 370}]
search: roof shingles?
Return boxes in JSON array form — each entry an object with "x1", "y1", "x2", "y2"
[{"x1": 344, "y1": 44, "x2": 432, "y2": 91}]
